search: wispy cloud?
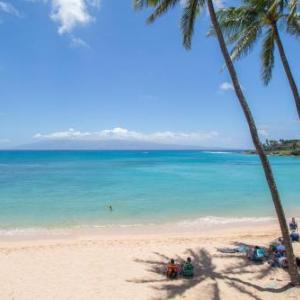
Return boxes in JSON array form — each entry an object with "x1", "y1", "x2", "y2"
[
  {"x1": 258, "y1": 129, "x2": 269, "y2": 138},
  {"x1": 70, "y1": 35, "x2": 90, "y2": 48},
  {"x1": 213, "y1": 0, "x2": 225, "y2": 9},
  {"x1": 0, "y1": 1, "x2": 21, "y2": 17},
  {"x1": 258, "y1": 121, "x2": 300, "y2": 140},
  {"x1": 34, "y1": 127, "x2": 220, "y2": 145},
  {"x1": 219, "y1": 81, "x2": 233, "y2": 92},
  {"x1": 50, "y1": 0, "x2": 100, "y2": 35}
]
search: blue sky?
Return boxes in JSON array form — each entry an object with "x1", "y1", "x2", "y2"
[{"x1": 0, "y1": 0, "x2": 299, "y2": 149}]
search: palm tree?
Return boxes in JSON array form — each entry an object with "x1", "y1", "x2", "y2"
[
  {"x1": 133, "y1": 0, "x2": 300, "y2": 284},
  {"x1": 214, "y1": 0, "x2": 300, "y2": 119}
]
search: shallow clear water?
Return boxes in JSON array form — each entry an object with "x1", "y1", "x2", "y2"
[{"x1": 0, "y1": 150, "x2": 299, "y2": 229}]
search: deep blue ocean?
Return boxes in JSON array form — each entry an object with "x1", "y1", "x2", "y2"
[{"x1": 0, "y1": 150, "x2": 299, "y2": 229}]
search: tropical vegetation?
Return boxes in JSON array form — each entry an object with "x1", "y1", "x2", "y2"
[
  {"x1": 133, "y1": 0, "x2": 300, "y2": 284},
  {"x1": 264, "y1": 139, "x2": 300, "y2": 155},
  {"x1": 214, "y1": 0, "x2": 300, "y2": 118}
]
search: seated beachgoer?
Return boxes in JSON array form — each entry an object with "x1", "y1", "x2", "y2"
[
  {"x1": 269, "y1": 249, "x2": 286, "y2": 267},
  {"x1": 269, "y1": 250, "x2": 281, "y2": 267},
  {"x1": 290, "y1": 230, "x2": 300, "y2": 242},
  {"x1": 276, "y1": 242, "x2": 286, "y2": 254},
  {"x1": 269, "y1": 240, "x2": 279, "y2": 254},
  {"x1": 248, "y1": 246, "x2": 265, "y2": 262},
  {"x1": 296, "y1": 257, "x2": 300, "y2": 269},
  {"x1": 289, "y1": 218, "x2": 298, "y2": 232},
  {"x1": 166, "y1": 259, "x2": 178, "y2": 279},
  {"x1": 182, "y1": 257, "x2": 194, "y2": 278},
  {"x1": 278, "y1": 237, "x2": 284, "y2": 244},
  {"x1": 278, "y1": 255, "x2": 288, "y2": 268}
]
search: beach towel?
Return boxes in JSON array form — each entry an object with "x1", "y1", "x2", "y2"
[{"x1": 217, "y1": 248, "x2": 239, "y2": 254}]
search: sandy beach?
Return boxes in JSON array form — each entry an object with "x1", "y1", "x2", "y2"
[{"x1": 0, "y1": 223, "x2": 299, "y2": 300}]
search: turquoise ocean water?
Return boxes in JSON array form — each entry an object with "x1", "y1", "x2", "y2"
[{"x1": 0, "y1": 150, "x2": 299, "y2": 230}]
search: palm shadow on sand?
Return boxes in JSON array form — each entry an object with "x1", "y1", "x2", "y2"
[{"x1": 128, "y1": 246, "x2": 294, "y2": 300}]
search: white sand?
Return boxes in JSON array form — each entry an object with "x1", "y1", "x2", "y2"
[{"x1": 0, "y1": 224, "x2": 299, "y2": 300}]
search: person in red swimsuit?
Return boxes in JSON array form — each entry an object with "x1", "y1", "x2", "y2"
[{"x1": 166, "y1": 259, "x2": 179, "y2": 279}]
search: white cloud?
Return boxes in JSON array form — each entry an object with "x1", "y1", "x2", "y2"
[
  {"x1": 34, "y1": 127, "x2": 219, "y2": 145},
  {"x1": 213, "y1": 0, "x2": 225, "y2": 9},
  {"x1": 219, "y1": 81, "x2": 234, "y2": 91},
  {"x1": 70, "y1": 35, "x2": 90, "y2": 48},
  {"x1": 50, "y1": 0, "x2": 100, "y2": 34},
  {"x1": 257, "y1": 121, "x2": 300, "y2": 140},
  {"x1": 0, "y1": 1, "x2": 20, "y2": 16},
  {"x1": 258, "y1": 129, "x2": 269, "y2": 137}
]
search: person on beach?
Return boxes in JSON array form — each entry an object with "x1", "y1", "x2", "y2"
[
  {"x1": 296, "y1": 257, "x2": 300, "y2": 269},
  {"x1": 276, "y1": 241, "x2": 286, "y2": 254},
  {"x1": 247, "y1": 246, "x2": 265, "y2": 262},
  {"x1": 269, "y1": 250, "x2": 282, "y2": 267},
  {"x1": 279, "y1": 252, "x2": 288, "y2": 268},
  {"x1": 289, "y1": 217, "x2": 298, "y2": 231},
  {"x1": 290, "y1": 230, "x2": 300, "y2": 242},
  {"x1": 106, "y1": 205, "x2": 113, "y2": 212},
  {"x1": 182, "y1": 257, "x2": 194, "y2": 278},
  {"x1": 166, "y1": 259, "x2": 179, "y2": 279},
  {"x1": 268, "y1": 239, "x2": 289, "y2": 268}
]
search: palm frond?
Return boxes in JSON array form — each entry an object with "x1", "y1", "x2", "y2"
[
  {"x1": 288, "y1": 0, "x2": 299, "y2": 12},
  {"x1": 267, "y1": 0, "x2": 281, "y2": 14},
  {"x1": 181, "y1": 0, "x2": 205, "y2": 49},
  {"x1": 214, "y1": 6, "x2": 260, "y2": 46},
  {"x1": 146, "y1": 0, "x2": 181, "y2": 23},
  {"x1": 230, "y1": 23, "x2": 262, "y2": 62},
  {"x1": 134, "y1": 0, "x2": 181, "y2": 23},
  {"x1": 216, "y1": 7, "x2": 256, "y2": 34},
  {"x1": 134, "y1": 0, "x2": 160, "y2": 10},
  {"x1": 286, "y1": 13, "x2": 300, "y2": 35},
  {"x1": 261, "y1": 28, "x2": 275, "y2": 85},
  {"x1": 287, "y1": 0, "x2": 299, "y2": 21}
]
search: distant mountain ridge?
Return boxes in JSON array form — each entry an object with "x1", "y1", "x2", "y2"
[{"x1": 15, "y1": 139, "x2": 211, "y2": 150}]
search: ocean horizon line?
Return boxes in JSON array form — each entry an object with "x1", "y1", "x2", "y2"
[{"x1": 0, "y1": 148, "x2": 250, "y2": 152}]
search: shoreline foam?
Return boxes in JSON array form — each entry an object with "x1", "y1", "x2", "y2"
[{"x1": 0, "y1": 215, "x2": 282, "y2": 241}]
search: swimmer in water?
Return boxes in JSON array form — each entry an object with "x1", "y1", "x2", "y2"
[{"x1": 108, "y1": 205, "x2": 113, "y2": 212}]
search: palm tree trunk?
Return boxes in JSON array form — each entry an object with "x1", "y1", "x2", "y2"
[
  {"x1": 207, "y1": 0, "x2": 300, "y2": 285},
  {"x1": 272, "y1": 23, "x2": 300, "y2": 120}
]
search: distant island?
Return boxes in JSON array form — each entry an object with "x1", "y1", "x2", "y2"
[{"x1": 247, "y1": 139, "x2": 300, "y2": 156}]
